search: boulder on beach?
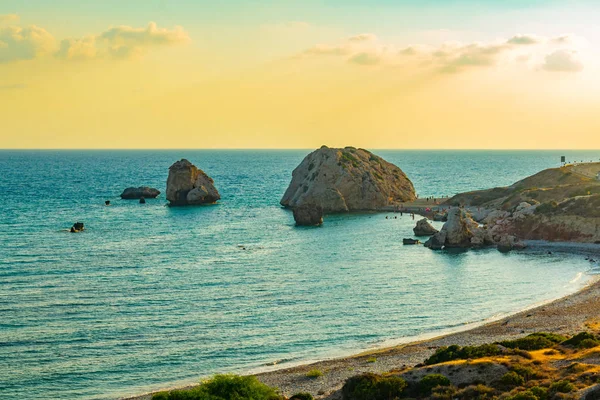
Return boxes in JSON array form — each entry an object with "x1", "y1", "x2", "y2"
[
  {"x1": 413, "y1": 218, "x2": 438, "y2": 236},
  {"x1": 70, "y1": 222, "x2": 84, "y2": 233},
  {"x1": 293, "y1": 204, "x2": 324, "y2": 226},
  {"x1": 166, "y1": 159, "x2": 220, "y2": 206},
  {"x1": 120, "y1": 187, "x2": 160, "y2": 199},
  {"x1": 280, "y1": 146, "x2": 416, "y2": 213}
]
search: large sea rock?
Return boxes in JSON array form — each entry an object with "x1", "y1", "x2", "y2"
[
  {"x1": 280, "y1": 146, "x2": 416, "y2": 212},
  {"x1": 120, "y1": 187, "x2": 160, "y2": 199},
  {"x1": 166, "y1": 159, "x2": 220, "y2": 206}
]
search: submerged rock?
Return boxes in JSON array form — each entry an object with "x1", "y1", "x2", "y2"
[
  {"x1": 139, "y1": 197, "x2": 146, "y2": 204},
  {"x1": 70, "y1": 222, "x2": 84, "y2": 233},
  {"x1": 413, "y1": 218, "x2": 438, "y2": 236},
  {"x1": 293, "y1": 204, "x2": 324, "y2": 226},
  {"x1": 166, "y1": 159, "x2": 220, "y2": 206},
  {"x1": 120, "y1": 187, "x2": 160, "y2": 199},
  {"x1": 280, "y1": 146, "x2": 416, "y2": 213}
]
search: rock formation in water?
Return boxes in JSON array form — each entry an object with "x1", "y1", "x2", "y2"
[
  {"x1": 413, "y1": 218, "x2": 438, "y2": 236},
  {"x1": 424, "y1": 208, "x2": 483, "y2": 249},
  {"x1": 280, "y1": 146, "x2": 416, "y2": 213},
  {"x1": 293, "y1": 204, "x2": 324, "y2": 226},
  {"x1": 120, "y1": 187, "x2": 160, "y2": 199},
  {"x1": 166, "y1": 159, "x2": 220, "y2": 206}
]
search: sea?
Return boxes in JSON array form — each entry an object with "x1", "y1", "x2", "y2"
[{"x1": 1, "y1": 149, "x2": 600, "y2": 399}]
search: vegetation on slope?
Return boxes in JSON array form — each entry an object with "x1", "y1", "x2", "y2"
[{"x1": 152, "y1": 331, "x2": 600, "y2": 400}]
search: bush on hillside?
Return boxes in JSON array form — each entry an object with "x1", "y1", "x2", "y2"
[
  {"x1": 425, "y1": 344, "x2": 501, "y2": 365},
  {"x1": 151, "y1": 374, "x2": 281, "y2": 400},
  {"x1": 342, "y1": 373, "x2": 407, "y2": 400}
]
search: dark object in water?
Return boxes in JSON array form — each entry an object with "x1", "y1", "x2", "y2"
[
  {"x1": 139, "y1": 197, "x2": 146, "y2": 204},
  {"x1": 70, "y1": 222, "x2": 84, "y2": 233},
  {"x1": 293, "y1": 204, "x2": 323, "y2": 226},
  {"x1": 105, "y1": 200, "x2": 110, "y2": 206},
  {"x1": 120, "y1": 187, "x2": 160, "y2": 199},
  {"x1": 403, "y1": 238, "x2": 420, "y2": 245}
]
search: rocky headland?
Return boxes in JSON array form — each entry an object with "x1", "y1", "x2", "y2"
[
  {"x1": 166, "y1": 159, "x2": 220, "y2": 206},
  {"x1": 281, "y1": 146, "x2": 416, "y2": 214},
  {"x1": 442, "y1": 163, "x2": 600, "y2": 245}
]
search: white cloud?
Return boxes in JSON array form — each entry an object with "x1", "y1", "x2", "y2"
[
  {"x1": 507, "y1": 34, "x2": 540, "y2": 45},
  {"x1": 302, "y1": 44, "x2": 351, "y2": 56},
  {"x1": 56, "y1": 36, "x2": 97, "y2": 60},
  {"x1": 348, "y1": 51, "x2": 381, "y2": 65},
  {"x1": 540, "y1": 49, "x2": 583, "y2": 72},
  {"x1": 0, "y1": 25, "x2": 55, "y2": 63},
  {"x1": 298, "y1": 32, "x2": 588, "y2": 74},
  {"x1": 0, "y1": 14, "x2": 19, "y2": 24},
  {"x1": 347, "y1": 33, "x2": 377, "y2": 42},
  {"x1": 57, "y1": 22, "x2": 190, "y2": 61}
]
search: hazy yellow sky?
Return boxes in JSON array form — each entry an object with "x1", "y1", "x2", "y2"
[{"x1": 1, "y1": 1, "x2": 600, "y2": 149}]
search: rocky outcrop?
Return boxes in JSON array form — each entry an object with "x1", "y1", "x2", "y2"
[
  {"x1": 166, "y1": 159, "x2": 220, "y2": 206},
  {"x1": 120, "y1": 187, "x2": 160, "y2": 199},
  {"x1": 293, "y1": 204, "x2": 324, "y2": 226},
  {"x1": 425, "y1": 208, "x2": 487, "y2": 249},
  {"x1": 280, "y1": 146, "x2": 416, "y2": 213},
  {"x1": 413, "y1": 218, "x2": 438, "y2": 236},
  {"x1": 443, "y1": 163, "x2": 600, "y2": 244}
]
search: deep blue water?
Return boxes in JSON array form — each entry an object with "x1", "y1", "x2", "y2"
[{"x1": 1, "y1": 150, "x2": 600, "y2": 400}]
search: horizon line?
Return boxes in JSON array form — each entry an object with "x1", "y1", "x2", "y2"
[{"x1": 2, "y1": 148, "x2": 600, "y2": 152}]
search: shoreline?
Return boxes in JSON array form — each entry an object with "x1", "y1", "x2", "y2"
[{"x1": 123, "y1": 241, "x2": 599, "y2": 400}]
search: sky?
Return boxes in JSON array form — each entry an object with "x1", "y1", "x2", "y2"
[{"x1": 1, "y1": 0, "x2": 600, "y2": 149}]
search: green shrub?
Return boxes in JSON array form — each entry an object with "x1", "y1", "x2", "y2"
[
  {"x1": 306, "y1": 369, "x2": 323, "y2": 379},
  {"x1": 419, "y1": 374, "x2": 452, "y2": 395},
  {"x1": 342, "y1": 373, "x2": 407, "y2": 400},
  {"x1": 431, "y1": 385, "x2": 457, "y2": 400},
  {"x1": 507, "y1": 390, "x2": 538, "y2": 400},
  {"x1": 151, "y1": 374, "x2": 281, "y2": 400},
  {"x1": 578, "y1": 338, "x2": 600, "y2": 349},
  {"x1": 425, "y1": 344, "x2": 501, "y2": 365},
  {"x1": 510, "y1": 365, "x2": 542, "y2": 381},
  {"x1": 455, "y1": 384, "x2": 495, "y2": 400},
  {"x1": 535, "y1": 201, "x2": 558, "y2": 214},
  {"x1": 562, "y1": 332, "x2": 598, "y2": 348},
  {"x1": 529, "y1": 386, "x2": 549, "y2": 400},
  {"x1": 499, "y1": 371, "x2": 525, "y2": 388},
  {"x1": 549, "y1": 380, "x2": 575, "y2": 393},
  {"x1": 290, "y1": 393, "x2": 314, "y2": 400},
  {"x1": 366, "y1": 357, "x2": 377, "y2": 363},
  {"x1": 500, "y1": 333, "x2": 564, "y2": 351}
]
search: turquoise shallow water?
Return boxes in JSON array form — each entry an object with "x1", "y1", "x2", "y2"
[{"x1": 1, "y1": 150, "x2": 600, "y2": 400}]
